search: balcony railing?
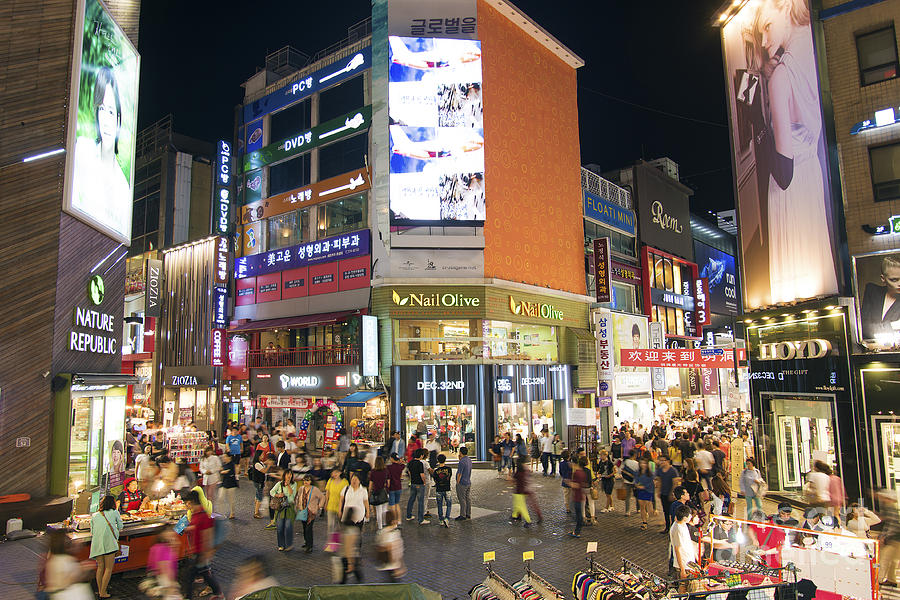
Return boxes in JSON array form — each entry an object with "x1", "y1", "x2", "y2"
[{"x1": 248, "y1": 345, "x2": 359, "y2": 368}]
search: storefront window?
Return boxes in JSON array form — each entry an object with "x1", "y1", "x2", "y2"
[
  {"x1": 611, "y1": 282, "x2": 635, "y2": 313},
  {"x1": 405, "y1": 404, "x2": 475, "y2": 458},
  {"x1": 498, "y1": 402, "x2": 529, "y2": 440},
  {"x1": 395, "y1": 319, "x2": 481, "y2": 361},
  {"x1": 68, "y1": 387, "x2": 127, "y2": 496},
  {"x1": 484, "y1": 320, "x2": 558, "y2": 362},
  {"x1": 267, "y1": 208, "x2": 309, "y2": 251},
  {"x1": 317, "y1": 193, "x2": 367, "y2": 239}
]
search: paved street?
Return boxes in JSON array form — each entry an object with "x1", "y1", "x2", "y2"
[{"x1": 1, "y1": 467, "x2": 696, "y2": 599}]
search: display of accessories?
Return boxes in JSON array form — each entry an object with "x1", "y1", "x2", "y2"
[{"x1": 165, "y1": 429, "x2": 207, "y2": 464}]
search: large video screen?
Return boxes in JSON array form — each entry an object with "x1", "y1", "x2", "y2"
[
  {"x1": 64, "y1": 0, "x2": 140, "y2": 245},
  {"x1": 694, "y1": 242, "x2": 739, "y2": 316},
  {"x1": 721, "y1": 0, "x2": 838, "y2": 309},
  {"x1": 388, "y1": 36, "x2": 485, "y2": 226}
]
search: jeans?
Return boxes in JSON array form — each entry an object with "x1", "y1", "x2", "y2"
[
  {"x1": 217, "y1": 486, "x2": 236, "y2": 516},
  {"x1": 254, "y1": 480, "x2": 264, "y2": 501},
  {"x1": 181, "y1": 557, "x2": 221, "y2": 598},
  {"x1": 661, "y1": 495, "x2": 674, "y2": 531},
  {"x1": 573, "y1": 498, "x2": 585, "y2": 535},
  {"x1": 746, "y1": 494, "x2": 762, "y2": 518},
  {"x1": 512, "y1": 493, "x2": 531, "y2": 523},
  {"x1": 436, "y1": 490, "x2": 452, "y2": 521},
  {"x1": 551, "y1": 454, "x2": 560, "y2": 475},
  {"x1": 502, "y1": 455, "x2": 513, "y2": 472},
  {"x1": 388, "y1": 489, "x2": 402, "y2": 506},
  {"x1": 302, "y1": 518, "x2": 315, "y2": 548},
  {"x1": 540, "y1": 452, "x2": 551, "y2": 475},
  {"x1": 457, "y1": 483, "x2": 471, "y2": 518},
  {"x1": 276, "y1": 517, "x2": 294, "y2": 548},
  {"x1": 495, "y1": 458, "x2": 504, "y2": 473},
  {"x1": 406, "y1": 484, "x2": 425, "y2": 522}
]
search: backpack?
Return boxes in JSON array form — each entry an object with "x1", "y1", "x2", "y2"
[{"x1": 621, "y1": 461, "x2": 636, "y2": 484}]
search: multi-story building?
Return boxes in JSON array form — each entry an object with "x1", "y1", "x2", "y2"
[
  {"x1": 714, "y1": 0, "x2": 900, "y2": 500},
  {"x1": 0, "y1": 0, "x2": 142, "y2": 508},
  {"x1": 227, "y1": 1, "x2": 596, "y2": 459}
]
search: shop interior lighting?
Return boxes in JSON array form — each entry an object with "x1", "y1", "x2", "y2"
[{"x1": 22, "y1": 147, "x2": 65, "y2": 163}]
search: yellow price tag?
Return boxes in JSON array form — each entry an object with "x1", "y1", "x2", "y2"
[
  {"x1": 523, "y1": 551, "x2": 534, "y2": 561},
  {"x1": 483, "y1": 551, "x2": 495, "y2": 562}
]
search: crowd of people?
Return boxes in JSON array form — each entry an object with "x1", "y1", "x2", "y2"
[{"x1": 39, "y1": 413, "x2": 900, "y2": 598}]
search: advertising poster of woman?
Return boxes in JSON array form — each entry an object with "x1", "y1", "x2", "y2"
[{"x1": 721, "y1": 0, "x2": 839, "y2": 310}]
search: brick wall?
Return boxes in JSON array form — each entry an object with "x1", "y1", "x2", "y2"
[{"x1": 822, "y1": 0, "x2": 900, "y2": 256}]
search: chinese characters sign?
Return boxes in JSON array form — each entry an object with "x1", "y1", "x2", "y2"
[
  {"x1": 235, "y1": 229, "x2": 370, "y2": 279},
  {"x1": 619, "y1": 348, "x2": 747, "y2": 369}
]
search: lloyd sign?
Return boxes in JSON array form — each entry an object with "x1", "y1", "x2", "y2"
[{"x1": 757, "y1": 339, "x2": 832, "y2": 361}]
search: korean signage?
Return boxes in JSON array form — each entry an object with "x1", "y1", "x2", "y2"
[
  {"x1": 242, "y1": 47, "x2": 371, "y2": 123},
  {"x1": 213, "y1": 140, "x2": 232, "y2": 236},
  {"x1": 144, "y1": 258, "x2": 162, "y2": 318},
  {"x1": 362, "y1": 315, "x2": 378, "y2": 377},
  {"x1": 595, "y1": 310, "x2": 613, "y2": 380},
  {"x1": 259, "y1": 396, "x2": 313, "y2": 410},
  {"x1": 388, "y1": 0, "x2": 477, "y2": 40},
  {"x1": 611, "y1": 261, "x2": 640, "y2": 283},
  {"x1": 240, "y1": 168, "x2": 371, "y2": 225},
  {"x1": 694, "y1": 242, "x2": 739, "y2": 315},
  {"x1": 235, "y1": 229, "x2": 370, "y2": 279},
  {"x1": 593, "y1": 238, "x2": 611, "y2": 303},
  {"x1": 619, "y1": 348, "x2": 747, "y2": 369},
  {"x1": 210, "y1": 328, "x2": 226, "y2": 367},
  {"x1": 388, "y1": 36, "x2": 485, "y2": 226},
  {"x1": 695, "y1": 278, "x2": 711, "y2": 326},
  {"x1": 215, "y1": 236, "x2": 229, "y2": 285},
  {"x1": 213, "y1": 286, "x2": 227, "y2": 328},
  {"x1": 243, "y1": 105, "x2": 372, "y2": 172},
  {"x1": 583, "y1": 191, "x2": 637, "y2": 235}
]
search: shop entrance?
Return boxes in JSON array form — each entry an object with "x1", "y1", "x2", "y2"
[
  {"x1": 762, "y1": 393, "x2": 838, "y2": 495},
  {"x1": 405, "y1": 404, "x2": 476, "y2": 458},
  {"x1": 881, "y1": 422, "x2": 900, "y2": 492}
]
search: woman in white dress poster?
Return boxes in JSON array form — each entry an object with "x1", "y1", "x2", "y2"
[{"x1": 751, "y1": 0, "x2": 837, "y2": 303}]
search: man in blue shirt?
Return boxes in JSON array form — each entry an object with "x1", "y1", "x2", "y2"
[
  {"x1": 455, "y1": 446, "x2": 473, "y2": 520},
  {"x1": 225, "y1": 428, "x2": 242, "y2": 458}
]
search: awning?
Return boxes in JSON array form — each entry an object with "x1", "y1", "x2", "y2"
[
  {"x1": 72, "y1": 373, "x2": 142, "y2": 386},
  {"x1": 229, "y1": 310, "x2": 361, "y2": 333},
  {"x1": 569, "y1": 327, "x2": 595, "y2": 342},
  {"x1": 335, "y1": 390, "x2": 383, "y2": 407}
]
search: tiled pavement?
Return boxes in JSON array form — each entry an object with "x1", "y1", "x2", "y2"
[{"x1": 0, "y1": 470, "x2": 791, "y2": 600}]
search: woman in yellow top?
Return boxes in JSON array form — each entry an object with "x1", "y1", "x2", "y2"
[{"x1": 324, "y1": 468, "x2": 348, "y2": 532}]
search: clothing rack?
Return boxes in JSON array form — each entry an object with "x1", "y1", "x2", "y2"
[
  {"x1": 620, "y1": 557, "x2": 670, "y2": 588},
  {"x1": 524, "y1": 563, "x2": 564, "y2": 600},
  {"x1": 482, "y1": 563, "x2": 524, "y2": 600}
]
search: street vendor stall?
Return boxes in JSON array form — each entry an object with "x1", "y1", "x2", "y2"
[{"x1": 47, "y1": 492, "x2": 190, "y2": 574}]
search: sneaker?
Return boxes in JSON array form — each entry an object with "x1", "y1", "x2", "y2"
[
  {"x1": 265, "y1": 523, "x2": 276, "y2": 529},
  {"x1": 406, "y1": 516, "x2": 415, "y2": 521},
  {"x1": 454, "y1": 516, "x2": 466, "y2": 521},
  {"x1": 284, "y1": 546, "x2": 293, "y2": 552},
  {"x1": 419, "y1": 518, "x2": 431, "y2": 524},
  {"x1": 442, "y1": 519, "x2": 449, "y2": 528},
  {"x1": 277, "y1": 546, "x2": 284, "y2": 551},
  {"x1": 569, "y1": 531, "x2": 581, "y2": 538}
]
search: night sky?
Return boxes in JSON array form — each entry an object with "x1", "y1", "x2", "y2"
[{"x1": 137, "y1": 0, "x2": 732, "y2": 215}]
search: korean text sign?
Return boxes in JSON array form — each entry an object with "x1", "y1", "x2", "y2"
[{"x1": 234, "y1": 229, "x2": 371, "y2": 279}]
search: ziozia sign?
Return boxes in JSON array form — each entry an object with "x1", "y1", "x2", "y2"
[
  {"x1": 509, "y1": 296, "x2": 563, "y2": 321},
  {"x1": 757, "y1": 339, "x2": 833, "y2": 361}
]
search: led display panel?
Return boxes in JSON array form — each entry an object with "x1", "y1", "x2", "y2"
[
  {"x1": 64, "y1": 0, "x2": 140, "y2": 245},
  {"x1": 720, "y1": 0, "x2": 839, "y2": 309},
  {"x1": 388, "y1": 36, "x2": 485, "y2": 226}
]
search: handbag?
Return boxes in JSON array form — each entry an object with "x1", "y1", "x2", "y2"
[
  {"x1": 296, "y1": 508, "x2": 309, "y2": 522},
  {"x1": 371, "y1": 488, "x2": 389, "y2": 506},
  {"x1": 270, "y1": 484, "x2": 286, "y2": 512}
]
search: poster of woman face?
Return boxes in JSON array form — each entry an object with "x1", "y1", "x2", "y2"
[
  {"x1": 64, "y1": 0, "x2": 140, "y2": 244},
  {"x1": 853, "y1": 252, "x2": 900, "y2": 347},
  {"x1": 721, "y1": 0, "x2": 839, "y2": 310},
  {"x1": 612, "y1": 313, "x2": 649, "y2": 372}
]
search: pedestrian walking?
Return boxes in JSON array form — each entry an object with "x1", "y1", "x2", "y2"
[
  {"x1": 551, "y1": 433, "x2": 564, "y2": 476},
  {"x1": 490, "y1": 435, "x2": 503, "y2": 476},
  {"x1": 339, "y1": 510, "x2": 365, "y2": 584},
  {"x1": 337, "y1": 429, "x2": 351, "y2": 467},
  {"x1": 456, "y1": 445, "x2": 472, "y2": 520},
  {"x1": 634, "y1": 459, "x2": 655, "y2": 531},
  {"x1": 656, "y1": 456, "x2": 681, "y2": 533},
  {"x1": 41, "y1": 530, "x2": 92, "y2": 600},
  {"x1": 597, "y1": 450, "x2": 616, "y2": 513},
  {"x1": 501, "y1": 433, "x2": 515, "y2": 475},
  {"x1": 514, "y1": 434, "x2": 528, "y2": 475},
  {"x1": 670, "y1": 505, "x2": 697, "y2": 580},
  {"x1": 89, "y1": 495, "x2": 122, "y2": 599},
  {"x1": 199, "y1": 446, "x2": 222, "y2": 509},
  {"x1": 270, "y1": 470, "x2": 298, "y2": 551},
  {"x1": 510, "y1": 458, "x2": 533, "y2": 528},
  {"x1": 181, "y1": 490, "x2": 223, "y2": 599},
  {"x1": 529, "y1": 432, "x2": 541, "y2": 471},
  {"x1": 405, "y1": 448, "x2": 429, "y2": 524},
  {"x1": 386, "y1": 453, "x2": 405, "y2": 525},
  {"x1": 296, "y1": 474, "x2": 325, "y2": 553},
  {"x1": 539, "y1": 430, "x2": 553, "y2": 476},
  {"x1": 368, "y1": 456, "x2": 390, "y2": 529},
  {"x1": 559, "y1": 450, "x2": 572, "y2": 513},
  {"x1": 433, "y1": 454, "x2": 453, "y2": 527},
  {"x1": 340, "y1": 473, "x2": 371, "y2": 530},
  {"x1": 710, "y1": 471, "x2": 731, "y2": 516},
  {"x1": 567, "y1": 458, "x2": 589, "y2": 538},
  {"x1": 230, "y1": 555, "x2": 279, "y2": 599},
  {"x1": 324, "y1": 468, "x2": 349, "y2": 532},
  {"x1": 739, "y1": 459, "x2": 765, "y2": 519},
  {"x1": 217, "y1": 453, "x2": 238, "y2": 519},
  {"x1": 374, "y1": 512, "x2": 407, "y2": 581},
  {"x1": 621, "y1": 450, "x2": 639, "y2": 515},
  {"x1": 249, "y1": 450, "x2": 267, "y2": 519}
]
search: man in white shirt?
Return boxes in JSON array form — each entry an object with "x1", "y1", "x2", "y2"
[
  {"x1": 539, "y1": 430, "x2": 554, "y2": 476},
  {"x1": 694, "y1": 444, "x2": 715, "y2": 489},
  {"x1": 670, "y1": 505, "x2": 697, "y2": 578},
  {"x1": 199, "y1": 447, "x2": 222, "y2": 510}
]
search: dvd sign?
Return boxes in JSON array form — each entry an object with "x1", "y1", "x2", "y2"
[{"x1": 214, "y1": 141, "x2": 232, "y2": 236}]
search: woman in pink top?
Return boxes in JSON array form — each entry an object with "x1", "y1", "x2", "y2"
[{"x1": 144, "y1": 527, "x2": 181, "y2": 596}]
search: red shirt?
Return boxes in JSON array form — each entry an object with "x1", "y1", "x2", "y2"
[
  {"x1": 571, "y1": 469, "x2": 589, "y2": 503},
  {"x1": 749, "y1": 521, "x2": 786, "y2": 568},
  {"x1": 189, "y1": 510, "x2": 214, "y2": 555},
  {"x1": 386, "y1": 463, "x2": 405, "y2": 491}
]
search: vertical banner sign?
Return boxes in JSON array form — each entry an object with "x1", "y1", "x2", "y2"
[
  {"x1": 144, "y1": 258, "x2": 162, "y2": 318},
  {"x1": 215, "y1": 237, "x2": 229, "y2": 285},
  {"x1": 595, "y1": 310, "x2": 614, "y2": 381},
  {"x1": 688, "y1": 368, "x2": 702, "y2": 396},
  {"x1": 649, "y1": 321, "x2": 666, "y2": 391},
  {"x1": 210, "y1": 328, "x2": 226, "y2": 367},
  {"x1": 214, "y1": 140, "x2": 233, "y2": 236},
  {"x1": 362, "y1": 315, "x2": 379, "y2": 377},
  {"x1": 700, "y1": 367, "x2": 719, "y2": 395},
  {"x1": 695, "y1": 277, "x2": 711, "y2": 326},
  {"x1": 593, "y1": 238, "x2": 611, "y2": 303}
]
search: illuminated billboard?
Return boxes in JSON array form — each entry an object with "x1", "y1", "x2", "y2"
[
  {"x1": 63, "y1": 0, "x2": 140, "y2": 245},
  {"x1": 388, "y1": 36, "x2": 485, "y2": 226},
  {"x1": 720, "y1": 0, "x2": 839, "y2": 310},
  {"x1": 853, "y1": 251, "x2": 900, "y2": 348},
  {"x1": 694, "y1": 242, "x2": 739, "y2": 315}
]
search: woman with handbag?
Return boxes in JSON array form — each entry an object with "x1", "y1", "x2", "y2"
[
  {"x1": 597, "y1": 450, "x2": 617, "y2": 513},
  {"x1": 89, "y1": 495, "x2": 122, "y2": 599},
  {"x1": 368, "y1": 456, "x2": 390, "y2": 529},
  {"x1": 270, "y1": 470, "x2": 298, "y2": 551},
  {"x1": 296, "y1": 474, "x2": 325, "y2": 553},
  {"x1": 248, "y1": 450, "x2": 267, "y2": 519}
]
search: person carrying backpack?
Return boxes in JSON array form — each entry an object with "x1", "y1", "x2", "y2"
[{"x1": 621, "y1": 450, "x2": 639, "y2": 516}]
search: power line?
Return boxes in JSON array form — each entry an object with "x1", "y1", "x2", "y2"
[{"x1": 578, "y1": 85, "x2": 729, "y2": 129}]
